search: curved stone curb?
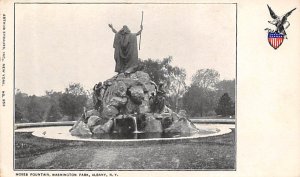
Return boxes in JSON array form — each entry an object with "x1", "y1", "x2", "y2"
[
  {"x1": 15, "y1": 121, "x2": 76, "y2": 129},
  {"x1": 190, "y1": 119, "x2": 235, "y2": 124},
  {"x1": 14, "y1": 119, "x2": 235, "y2": 129},
  {"x1": 15, "y1": 124, "x2": 233, "y2": 143}
]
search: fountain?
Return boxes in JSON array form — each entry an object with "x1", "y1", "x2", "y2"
[
  {"x1": 65, "y1": 23, "x2": 217, "y2": 139},
  {"x1": 68, "y1": 70, "x2": 202, "y2": 139},
  {"x1": 14, "y1": 23, "x2": 234, "y2": 158},
  {"x1": 15, "y1": 69, "x2": 233, "y2": 142}
]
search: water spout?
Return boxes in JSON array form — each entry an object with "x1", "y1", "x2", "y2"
[
  {"x1": 112, "y1": 118, "x2": 118, "y2": 133},
  {"x1": 129, "y1": 115, "x2": 143, "y2": 134}
]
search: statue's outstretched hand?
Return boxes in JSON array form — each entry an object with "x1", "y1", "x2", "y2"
[{"x1": 109, "y1": 24, "x2": 117, "y2": 33}]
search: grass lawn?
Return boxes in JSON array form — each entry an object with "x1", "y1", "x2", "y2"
[{"x1": 15, "y1": 129, "x2": 235, "y2": 170}]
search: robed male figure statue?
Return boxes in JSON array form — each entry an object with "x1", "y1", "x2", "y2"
[{"x1": 109, "y1": 24, "x2": 143, "y2": 74}]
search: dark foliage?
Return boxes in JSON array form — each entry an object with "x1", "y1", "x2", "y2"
[
  {"x1": 183, "y1": 85, "x2": 206, "y2": 117},
  {"x1": 15, "y1": 104, "x2": 24, "y2": 123},
  {"x1": 215, "y1": 93, "x2": 235, "y2": 116},
  {"x1": 15, "y1": 59, "x2": 235, "y2": 121},
  {"x1": 58, "y1": 83, "x2": 88, "y2": 121}
]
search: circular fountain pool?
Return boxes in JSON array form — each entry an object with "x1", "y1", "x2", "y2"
[{"x1": 15, "y1": 123, "x2": 233, "y2": 142}]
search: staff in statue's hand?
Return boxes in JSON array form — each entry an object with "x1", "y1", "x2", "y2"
[
  {"x1": 139, "y1": 11, "x2": 144, "y2": 50},
  {"x1": 136, "y1": 25, "x2": 143, "y2": 36}
]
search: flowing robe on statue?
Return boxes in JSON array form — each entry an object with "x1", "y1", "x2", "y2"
[{"x1": 113, "y1": 32, "x2": 139, "y2": 73}]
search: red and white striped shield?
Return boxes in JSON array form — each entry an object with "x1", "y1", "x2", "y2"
[{"x1": 268, "y1": 32, "x2": 284, "y2": 49}]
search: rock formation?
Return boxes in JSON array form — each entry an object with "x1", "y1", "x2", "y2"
[{"x1": 70, "y1": 71, "x2": 199, "y2": 136}]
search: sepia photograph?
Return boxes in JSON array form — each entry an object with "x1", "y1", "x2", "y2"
[
  {"x1": 13, "y1": 3, "x2": 236, "y2": 170},
  {"x1": 1, "y1": 0, "x2": 300, "y2": 176}
]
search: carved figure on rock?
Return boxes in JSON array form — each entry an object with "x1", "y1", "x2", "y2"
[
  {"x1": 93, "y1": 82, "x2": 104, "y2": 111},
  {"x1": 109, "y1": 24, "x2": 143, "y2": 74},
  {"x1": 149, "y1": 82, "x2": 166, "y2": 113}
]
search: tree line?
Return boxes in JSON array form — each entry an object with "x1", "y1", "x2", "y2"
[{"x1": 15, "y1": 56, "x2": 235, "y2": 123}]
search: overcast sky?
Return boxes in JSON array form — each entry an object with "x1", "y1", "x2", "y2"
[{"x1": 15, "y1": 3, "x2": 236, "y2": 95}]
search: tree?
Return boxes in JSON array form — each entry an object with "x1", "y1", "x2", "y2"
[
  {"x1": 215, "y1": 93, "x2": 235, "y2": 116},
  {"x1": 15, "y1": 104, "x2": 24, "y2": 123},
  {"x1": 85, "y1": 88, "x2": 95, "y2": 110},
  {"x1": 15, "y1": 89, "x2": 50, "y2": 123},
  {"x1": 192, "y1": 69, "x2": 220, "y2": 90},
  {"x1": 140, "y1": 56, "x2": 173, "y2": 85},
  {"x1": 25, "y1": 95, "x2": 44, "y2": 122},
  {"x1": 182, "y1": 85, "x2": 207, "y2": 117},
  {"x1": 15, "y1": 89, "x2": 29, "y2": 123},
  {"x1": 140, "y1": 56, "x2": 187, "y2": 111},
  {"x1": 59, "y1": 83, "x2": 88, "y2": 120},
  {"x1": 168, "y1": 67, "x2": 187, "y2": 112},
  {"x1": 184, "y1": 69, "x2": 220, "y2": 116},
  {"x1": 44, "y1": 90, "x2": 63, "y2": 122},
  {"x1": 64, "y1": 83, "x2": 87, "y2": 96},
  {"x1": 46, "y1": 104, "x2": 63, "y2": 122},
  {"x1": 216, "y1": 79, "x2": 235, "y2": 101}
]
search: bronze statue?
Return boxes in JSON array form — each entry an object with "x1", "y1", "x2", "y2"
[
  {"x1": 92, "y1": 82, "x2": 104, "y2": 112},
  {"x1": 109, "y1": 24, "x2": 143, "y2": 74},
  {"x1": 149, "y1": 82, "x2": 166, "y2": 113}
]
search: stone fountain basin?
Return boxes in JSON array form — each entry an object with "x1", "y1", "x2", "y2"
[{"x1": 15, "y1": 122, "x2": 233, "y2": 142}]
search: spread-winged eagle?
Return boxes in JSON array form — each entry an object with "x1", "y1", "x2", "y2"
[{"x1": 267, "y1": 5, "x2": 296, "y2": 37}]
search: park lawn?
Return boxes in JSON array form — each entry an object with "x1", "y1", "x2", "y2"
[{"x1": 15, "y1": 130, "x2": 235, "y2": 170}]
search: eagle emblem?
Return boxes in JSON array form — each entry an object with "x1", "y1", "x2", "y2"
[{"x1": 265, "y1": 5, "x2": 296, "y2": 49}]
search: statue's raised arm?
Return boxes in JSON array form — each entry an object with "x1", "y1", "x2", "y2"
[{"x1": 108, "y1": 24, "x2": 117, "y2": 33}]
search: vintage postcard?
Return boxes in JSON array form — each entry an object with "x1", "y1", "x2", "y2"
[{"x1": 0, "y1": 0, "x2": 299, "y2": 177}]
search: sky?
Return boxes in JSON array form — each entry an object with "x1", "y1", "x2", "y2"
[{"x1": 15, "y1": 3, "x2": 236, "y2": 96}]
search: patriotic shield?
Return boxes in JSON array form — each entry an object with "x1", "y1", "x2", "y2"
[{"x1": 268, "y1": 32, "x2": 284, "y2": 49}]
